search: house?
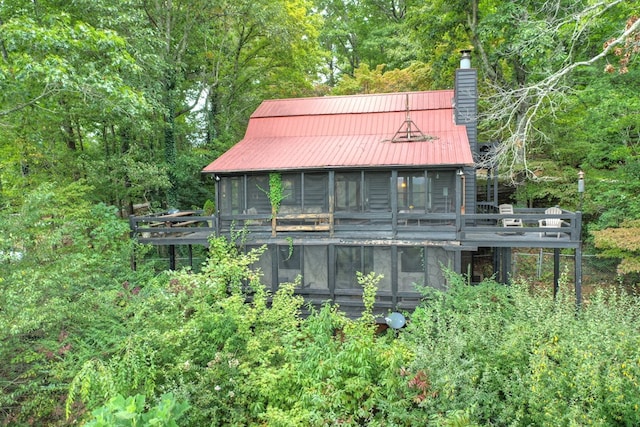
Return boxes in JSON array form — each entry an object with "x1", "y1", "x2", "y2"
[{"x1": 130, "y1": 52, "x2": 583, "y2": 318}]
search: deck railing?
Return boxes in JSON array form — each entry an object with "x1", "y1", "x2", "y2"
[
  {"x1": 458, "y1": 208, "x2": 582, "y2": 243},
  {"x1": 130, "y1": 207, "x2": 582, "y2": 245},
  {"x1": 129, "y1": 210, "x2": 216, "y2": 238}
]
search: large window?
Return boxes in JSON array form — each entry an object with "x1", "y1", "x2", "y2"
[
  {"x1": 219, "y1": 176, "x2": 244, "y2": 215},
  {"x1": 398, "y1": 246, "x2": 427, "y2": 292},
  {"x1": 335, "y1": 246, "x2": 373, "y2": 289},
  {"x1": 431, "y1": 171, "x2": 456, "y2": 213},
  {"x1": 303, "y1": 246, "x2": 328, "y2": 290},
  {"x1": 280, "y1": 174, "x2": 302, "y2": 213},
  {"x1": 247, "y1": 245, "x2": 273, "y2": 288},
  {"x1": 278, "y1": 244, "x2": 301, "y2": 283},
  {"x1": 303, "y1": 173, "x2": 328, "y2": 213},
  {"x1": 221, "y1": 173, "x2": 330, "y2": 215},
  {"x1": 397, "y1": 171, "x2": 429, "y2": 211},
  {"x1": 401, "y1": 246, "x2": 424, "y2": 273},
  {"x1": 335, "y1": 246, "x2": 391, "y2": 291},
  {"x1": 364, "y1": 172, "x2": 391, "y2": 212},
  {"x1": 335, "y1": 171, "x2": 391, "y2": 212},
  {"x1": 246, "y1": 175, "x2": 270, "y2": 213},
  {"x1": 335, "y1": 172, "x2": 361, "y2": 212},
  {"x1": 273, "y1": 245, "x2": 329, "y2": 290}
]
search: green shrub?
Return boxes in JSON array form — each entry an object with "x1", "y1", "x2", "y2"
[
  {"x1": 403, "y1": 271, "x2": 640, "y2": 426},
  {"x1": 7, "y1": 191, "x2": 640, "y2": 427},
  {"x1": 84, "y1": 393, "x2": 189, "y2": 427}
]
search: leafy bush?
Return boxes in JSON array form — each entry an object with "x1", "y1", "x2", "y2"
[
  {"x1": 403, "y1": 272, "x2": 640, "y2": 426},
  {"x1": 0, "y1": 182, "x2": 154, "y2": 425},
  {"x1": 63, "y1": 240, "x2": 419, "y2": 426},
  {"x1": 6, "y1": 188, "x2": 640, "y2": 426},
  {"x1": 85, "y1": 393, "x2": 188, "y2": 427}
]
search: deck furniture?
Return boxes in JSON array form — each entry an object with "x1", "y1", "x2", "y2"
[
  {"x1": 539, "y1": 207, "x2": 563, "y2": 238},
  {"x1": 499, "y1": 204, "x2": 523, "y2": 228}
]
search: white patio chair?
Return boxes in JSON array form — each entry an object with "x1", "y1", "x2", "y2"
[
  {"x1": 499, "y1": 204, "x2": 523, "y2": 228},
  {"x1": 539, "y1": 207, "x2": 563, "y2": 238}
]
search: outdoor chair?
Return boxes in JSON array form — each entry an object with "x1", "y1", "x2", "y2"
[
  {"x1": 539, "y1": 207, "x2": 563, "y2": 238},
  {"x1": 498, "y1": 204, "x2": 523, "y2": 228}
]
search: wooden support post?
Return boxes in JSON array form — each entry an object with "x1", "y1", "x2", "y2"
[
  {"x1": 575, "y1": 244, "x2": 583, "y2": 307},
  {"x1": 553, "y1": 248, "x2": 560, "y2": 299},
  {"x1": 169, "y1": 245, "x2": 176, "y2": 270},
  {"x1": 391, "y1": 245, "x2": 398, "y2": 310},
  {"x1": 329, "y1": 171, "x2": 335, "y2": 237},
  {"x1": 501, "y1": 247, "x2": 511, "y2": 284}
]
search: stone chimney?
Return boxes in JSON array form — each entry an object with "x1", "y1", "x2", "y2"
[{"x1": 454, "y1": 49, "x2": 478, "y2": 213}]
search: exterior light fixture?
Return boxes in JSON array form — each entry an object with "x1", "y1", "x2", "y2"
[
  {"x1": 578, "y1": 171, "x2": 584, "y2": 193},
  {"x1": 578, "y1": 171, "x2": 585, "y2": 211},
  {"x1": 460, "y1": 50, "x2": 471, "y2": 69},
  {"x1": 385, "y1": 312, "x2": 406, "y2": 329}
]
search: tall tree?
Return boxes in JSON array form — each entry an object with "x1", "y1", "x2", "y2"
[
  {"x1": 406, "y1": 0, "x2": 640, "y2": 180},
  {"x1": 314, "y1": 0, "x2": 415, "y2": 85},
  {"x1": 0, "y1": 0, "x2": 146, "y2": 206},
  {"x1": 140, "y1": 0, "x2": 323, "y2": 208},
  {"x1": 0, "y1": 0, "x2": 324, "y2": 211},
  {"x1": 201, "y1": 0, "x2": 324, "y2": 151}
]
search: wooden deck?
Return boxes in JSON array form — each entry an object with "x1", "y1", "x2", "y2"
[
  {"x1": 129, "y1": 208, "x2": 582, "y2": 250},
  {"x1": 129, "y1": 207, "x2": 584, "y2": 312}
]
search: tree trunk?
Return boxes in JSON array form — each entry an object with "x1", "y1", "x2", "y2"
[{"x1": 164, "y1": 70, "x2": 178, "y2": 209}]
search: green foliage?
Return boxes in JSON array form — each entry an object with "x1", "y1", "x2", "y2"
[
  {"x1": 332, "y1": 62, "x2": 435, "y2": 95},
  {"x1": 203, "y1": 199, "x2": 215, "y2": 216},
  {"x1": 0, "y1": 182, "x2": 153, "y2": 425},
  {"x1": 85, "y1": 393, "x2": 189, "y2": 427},
  {"x1": 404, "y1": 273, "x2": 640, "y2": 426},
  {"x1": 56, "y1": 236, "x2": 421, "y2": 425},
  {"x1": 268, "y1": 172, "x2": 286, "y2": 215},
  {"x1": 593, "y1": 219, "x2": 640, "y2": 275},
  {"x1": 2, "y1": 4, "x2": 640, "y2": 425},
  {"x1": 6, "y1": 197, "x2": 640, "y2": 427}
]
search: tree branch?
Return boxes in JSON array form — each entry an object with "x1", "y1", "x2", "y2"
[
  {"x1": 0, "y1": 84, "x2": 57, "y2": 117},
  {"x1": 481, "y1": 8, "x2": 640, "y2": 183}
]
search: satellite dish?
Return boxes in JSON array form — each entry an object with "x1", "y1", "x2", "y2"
[{"x1": 385, "y1": 312, "x2": 406, "y2": 329}]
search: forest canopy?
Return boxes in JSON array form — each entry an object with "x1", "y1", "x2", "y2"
[
  {"x1": 2, "y1": 1, "x2": 640, "y2": 424},
  {"x1": 1, "y1": 0, "x2": 638, "y2": 273}
]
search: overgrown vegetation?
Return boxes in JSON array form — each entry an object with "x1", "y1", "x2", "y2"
[
  {"x1": 3, "y1": 195, "x2": 640, "y2": 425},
  {"x1": 1, "y1": 1, "x2": 640, "y2": 424},
  {"x1": 1, "y1": 1, "x2": 638, "y2": 272}
]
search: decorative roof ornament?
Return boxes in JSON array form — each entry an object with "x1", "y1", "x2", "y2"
[{"x1": 390, "y1": 94, "x2": 435, "y2": 143}]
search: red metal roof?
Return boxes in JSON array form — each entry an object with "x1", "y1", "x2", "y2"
[{"x1": 202, "y1": 90, "x2": 474, "y2": 174}]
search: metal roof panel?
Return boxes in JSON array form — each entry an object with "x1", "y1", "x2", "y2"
[{"x1": 203, "y1": 90, "x2": 473, "y2": 174}]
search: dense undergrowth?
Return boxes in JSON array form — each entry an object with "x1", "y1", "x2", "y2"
[{"x1": 2, "y1": 192, "x2": 640, "y2": 426}]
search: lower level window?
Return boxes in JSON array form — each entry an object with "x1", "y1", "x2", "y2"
[
  {"x1": 335, "y1": 246, "x2": 373, "y2": 289},
  {"x1": 401, "y1": 247, "x2": 424, "y2": 273},
  {"x1": 278, "y1": 245, "x2": 300, "y2": 270}
]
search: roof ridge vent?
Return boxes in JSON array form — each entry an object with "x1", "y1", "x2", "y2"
[{"x1": 390, "y1": 94, "x2": 434, "y2": 143}]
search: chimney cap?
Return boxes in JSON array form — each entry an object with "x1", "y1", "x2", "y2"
[{"x1": 460, "y1": 49, "x2": 472, "y2": 69}]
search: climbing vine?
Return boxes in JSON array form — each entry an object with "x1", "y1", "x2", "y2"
[
  {"x1": 285, "y1": 236, "x2": 294, "y2": 260},
  {"x1": 268, "y1": 173, "x2": 286, "y2": 215}
]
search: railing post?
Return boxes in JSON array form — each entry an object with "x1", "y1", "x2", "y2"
[
  {"x1": 329, "y1": 170, "x2": 335, "y2": 237},
  {"x1": 128, "y1": 214, "x2": 137, "y2": 237},
  {"x1": 575, "y1": 242, "x2": 583, "y2": 307},
  {"x1": 574, "y1": 211, "x2": 582, "y2": 242},
  {"x1": 575, "y1": 210, "x2": 583, "y2": 307}
]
